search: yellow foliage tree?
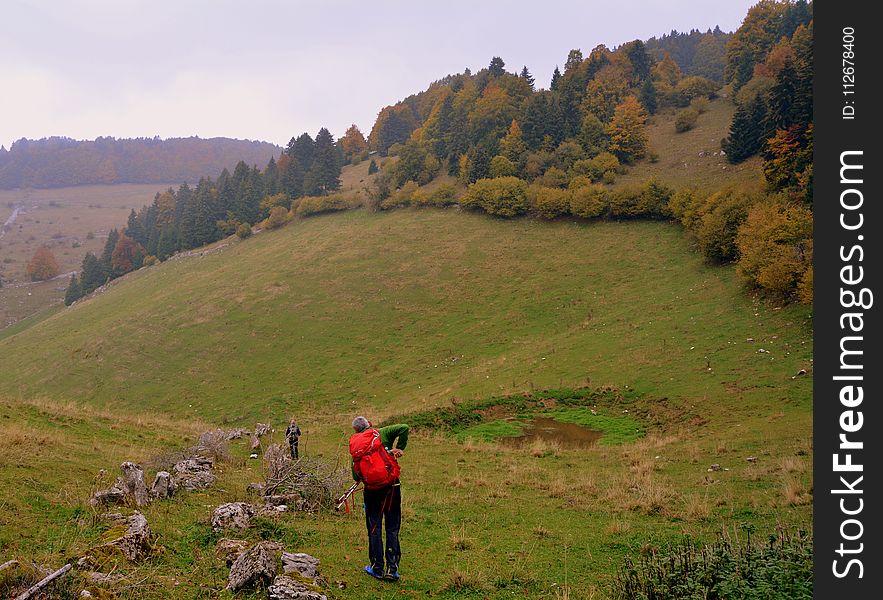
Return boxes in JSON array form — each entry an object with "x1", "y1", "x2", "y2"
[
  {"x1": 607, "y1": 96, "x2": 648, "y2": 163},
  {"x1": 27, "y1": 246, "x2": 60, "y2": 281}
]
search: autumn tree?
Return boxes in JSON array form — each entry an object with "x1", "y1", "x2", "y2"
[
  {"x1": 111, "y1": 233, "x2": 143, "y2": 277},
  {"x1": 499, "y1": 120, "x2": 527, "y2": 162},
  {"x1": 27, "y1": 246, "x2": 60, "y2": 281},
  {"x1": 339, "y1": 124, "x2": 368, "y2": 162},
  {"x1": 607, "y1": 96, "x2": 648, "y2": 163}
]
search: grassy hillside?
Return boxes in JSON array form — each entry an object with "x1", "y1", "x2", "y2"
[
  {"x1": 0, "y1": 183, "x2": 179, "y2": 326},
  {"x1": 0, "y1": 209, "x2": 812, "y2": 598},
  {"x1": 617, "y1": 98, "x2": 763, "y2": 190}
]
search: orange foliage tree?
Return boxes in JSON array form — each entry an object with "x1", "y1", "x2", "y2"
[{"x1": 27, "y1": 246, "x2": 61, "y2": 281}]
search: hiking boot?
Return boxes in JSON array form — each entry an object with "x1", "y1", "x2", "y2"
[
  {"x1": 384, "y1": 569, "x2": 400, "y2": 582},
  {"x1": 364, "y1": 565, "x2": 384, "y2": 580}
]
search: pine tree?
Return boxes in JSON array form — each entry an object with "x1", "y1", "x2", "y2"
[
  {"x1": 100, "y1": 229, "x2": 119, "y2": 278},
  {"x1": 304, "y1": 128, "x2": 341, "y2": 195},
  {"x1": 488, "y1": 56, "x2": 506, "y2": 77},
  {"x1": 368, "y1": 159, "x2": 379, "y2": 175},
  {"x1": 550, "y1": 66, "x2": 562, "y2": 90},
  {"x1": 722, "y1": 96, "x2": 768, "y2": 162},
  {"x1": 466, "y1": 146, "x2": 491, "y2": 183},
  {"x1": 639, "y1": 79, "x2": 658, "y2": 115},
  {"x1": 80, "y1": 252, "x2": 105, "y2": 293},
  {"x1": 519, "y1": 66, "x2": 535, "y2": 90},
  {"x1": 64, "y1": 274, "x2": 82, "y2": 305},
  {"x1": 263, "y1": 156, "x2": 279, "y2": 196}
]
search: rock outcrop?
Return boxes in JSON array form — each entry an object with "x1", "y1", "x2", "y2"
[
  {"x1": 149, "y1": 470, "x2": 176, "y2": 499},
  {"x1": 269, "y1": 575, "x2": 328, "y2": 600},
  {"x1": 226, "y1": 541, "x2": 282, "y2": 591},
  {"x1": 172, "y1": 456, "x2": 217, "y2": 490},
  {"x1": 211, "y1": 502, "x2": 255, "y2": 531},
  {"x1": 119, "y1": 462, "x2": 149, "y2": 507}
]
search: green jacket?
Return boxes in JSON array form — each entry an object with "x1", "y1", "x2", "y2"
[{"x1": 351, "y1": 424, "x2": 409, "y2": 482}]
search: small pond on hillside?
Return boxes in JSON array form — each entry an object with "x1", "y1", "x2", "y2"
[{"x1": 498, "y1": 416, "x2": 603, "y2": 449}]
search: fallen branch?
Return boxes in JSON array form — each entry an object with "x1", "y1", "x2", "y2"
[
  {"x1": 15, "y1": 563, "x2": 72, "y2": 600},
  {"x1": 0, "y1": 559, "x2": 19, "y2": 572}
]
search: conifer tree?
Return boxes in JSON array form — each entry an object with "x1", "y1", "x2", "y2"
[
  {"x1": 80, "y1": 252, "x2": 105, "y2": 293},
  {"x1": 488, "y1": 56, "x2": 506, "y2": 77},
  {"x1": 64, "y1": 274, "x2": 82, "y2": 305},
  {"x1": 305, "y1": 128, "x2": 341, "y2": 195},
  {"x1": 639, "y1": 78, "x2": 658, "y2": 115},
  {"x1": 100, "y1": 229, "x2": 119, "y2": 278},
  {"x1": 722, "y1": 96, "x2": 768, "y2": 162},
  {"x1": 368, "y1": 159, "x2": 379, "y2": 175},
  {"x1": 550, "y1": 66, "x2": 562, "y2": 90},
  {"x1": 519, "y1": 66, "x2": 535, "y2": 90}
]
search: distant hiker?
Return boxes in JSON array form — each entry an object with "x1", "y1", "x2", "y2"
[
  {"x1": 285, "y1": 419, "x2": 302, "y2": 460},
  {"x1": 349, "y1": 416, "x2": 409, "y2": 582}
]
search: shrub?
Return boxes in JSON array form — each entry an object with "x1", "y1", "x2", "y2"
[
  {"x1": 569, "y1": 184, "x2": 609, "y2": 218},
  {"x1": 602, "y1": 170, "x2": 617, "y2": 185},
  {"x1": 235, "y1": 223, "x2": 253, "y2": 239},
  {"x1": 411, "y1": 183, "x2": 458, "y2": 208},
  {"x1": 694, "y1": 190, "x2": 761, "y2": 262},
  {"x1": 673, "y1": 76, "x2": 720, "y2": 106},
  {"x1": 380, "y1": 180, "x2": 419, "y2": 209},
  {"x1": 489, "y1": 155, "x2": 516, "y2": 178},
  {"x1": 460, "y1": 176, "x2": 529, "y2": 218},
  {"x1": 568, "y1": 175, "x2": 593, "y2": 190},
  {"x1": 573, "y1": 151, "x2": 620, "y2": 182},
  {"x1": 143, "y1": 254, "x2": 159, "y2": 266},
  {"x1": 608, "y1": 186, "x2": 645, "y2": 218},
  {"x1": 691, "y1": 96, "x2": 710, "y2": 113},
  {"x1": 530, "y1": 185, "x2": 571, "y2": 219},
  {"x1": 675, "y1": 107, "x2": 700, "y2": 133},
  {"x1": 536, "y1": 166, "x2": 569, "y2": 188},
  {"x1": 736, "y1": 198, "x2": 813, "y2": 302},
  {"x1": 295, "y1": 194, "x2": 357, "y2": 217},
  {"x1": 611, "y1": 528, "x2": 812, "y2": 600},
  {"x1": 264, "y1": 206, "x2": 291, "y2": 229}
]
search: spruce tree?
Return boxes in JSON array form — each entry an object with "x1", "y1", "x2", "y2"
[
  {"x1": 368, "y1": 159, "x2": 379, "y2": 175},
  {"x1": 722, "y1": 96, "x2": 767, "y2": 163},
  {"x1": 100, "y1": 229, "x2": 119, "y2": 279},
  {"x1": 305, "y1": 128, "x2": 341, "y2": 195},
  {"x1": 639, "y1": 79, "x2": 658, "y2": 115},
  {"x1": 488, "y1": 56, "x2": 506, "y2": 77},
  {"x1": 263, "y1": 156, "x2": 279, "y2": 196},
  {"x1": 64, "y1": 274, "x2": 82, "y2": 305},
  {"x1": 80, "y1": 253, "x2": 105, "y2": 293},
  {"x1": 550, "y1": 66, "x2": 562, "y2": 91},
  {"x1": 519, "y1": 66, "x2": 535, "y2": 90}
]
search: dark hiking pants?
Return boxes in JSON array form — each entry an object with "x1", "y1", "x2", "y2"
[
  {"x1": 364, "y1": 483, "x2": 401, "y2": 573},
  {"x1": 288, "y1": 439, "x2": 299, "y2": 460}
]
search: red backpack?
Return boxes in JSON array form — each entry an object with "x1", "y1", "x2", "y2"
[{"x1": 349, "y1": 428, "x2": 400, "y2": 490}]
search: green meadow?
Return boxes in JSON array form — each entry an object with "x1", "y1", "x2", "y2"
[{"x1": 0, "y1": 208, "x2": 812, "y2": 598}]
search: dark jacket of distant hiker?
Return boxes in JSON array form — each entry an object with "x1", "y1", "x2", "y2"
[
  {"x1": 352, "y1": 423, "x2": 409, "y2": 578},
  {"x1": 285, "y1": 422, "x2": 301, "y2": 460}
]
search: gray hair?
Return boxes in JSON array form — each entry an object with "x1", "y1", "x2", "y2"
[{"x1": 352, "y1": 416, "x2": 370, "y2": 432}]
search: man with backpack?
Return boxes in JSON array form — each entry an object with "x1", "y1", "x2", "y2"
[
  {"x1": 349, "y1": 416, "x2": 409, "y2": 582},
  {"x1": 285, "y1": 418, "x2": 301, "y2": 460}
]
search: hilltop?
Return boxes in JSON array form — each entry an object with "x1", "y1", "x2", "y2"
[{"x1": 0, "y1": 136, "x2": 281, "y2": 189}]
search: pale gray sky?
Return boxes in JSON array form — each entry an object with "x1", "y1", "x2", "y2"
[{"x1": 1, "y1": 0, "x2": 756, "y2": 148}]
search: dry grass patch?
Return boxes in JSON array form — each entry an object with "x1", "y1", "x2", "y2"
[
  {"x1": 779, "y1": 456, "x2": 806, "y2": 474},
  {"x1": 781, "y1": 477, "x2": 812, "y2": 506},
  {"x1": 682, "y1": 493, "x2": 712, "y2": 521},
  {"x1": 529, "y1": 438, "x2": 562, "y2": 458},
  {"x1": 606, "y1": 518, "x2": 632, "y2": 535}
]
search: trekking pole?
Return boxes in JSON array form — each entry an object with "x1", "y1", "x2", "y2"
[{"x1": 335, "y1": 481, "x2": 360, "y2": 511}]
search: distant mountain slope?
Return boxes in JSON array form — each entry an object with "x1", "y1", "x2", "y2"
[{"x1": 0, "y1": 136, "x2": 281, "y2": 189}]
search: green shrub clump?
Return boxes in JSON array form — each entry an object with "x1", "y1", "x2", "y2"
[
  {"x1": 675, "y1": 107, "x2": 700, "y2": 133},
  {"x1": 295, "y1": 194, "x2": 358, "y2": 217},
  {"x1": 460, "y1": 176, "x2": 529, "y2": 217},
  {"x1": 235, "y1": 223, "x2": 253, "y2": 238}
]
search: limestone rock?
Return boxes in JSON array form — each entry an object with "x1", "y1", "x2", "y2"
[
  {"x1": 150, "y1": 471, "x2": 176, "y2": 499},
  {"x1": 226, "y1": 541, "x2": 282, "y2": 591},
  {"x1": 281, "y1": 552, "x2": 320, "y2": 582},
  {"x1": 120, "y1": 462, "x2": 149, "y2": 507},
  {"x1": 211, "y1": 502, "x2": 256, "y2": 531},
  {"x1": 90, "y1": 485, "x2": 126, "y2": 507},
  {"x1": 227, "y1": 428, "x2": 250, "y2": 440},
  {"x1": 102, "y1": 513, "x2": 152, "y2": 561},
  {"x1": 254, "y1": 423, "x2": 272, "y2": 437},
  {"x1": 172, "y1": 457, "x2": 216, "y2": 491},
  {"x1": 269, "y1": 575, "x2": 328, "y2": 600},
  {"x1": 216, "y1": 538, "x2": 250, "y2": 566}
]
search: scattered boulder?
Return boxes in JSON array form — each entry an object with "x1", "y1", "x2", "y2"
[
  {"x1": 120, "y1": 462, "x2": 149, "y2": 507},
  {"x1": 746, "y1": 456, "x2": 758, "y2": 463},
  {"x1": 150, "y1": 471, "x2": 176, "y2": 499},
  {"x1": 708, "y1": 463, "x2": 722, "y2": 472},
  {"x1": 100, "y1": 513, "x2": 152, "y2": 561},
  {"x1": 90, "y1": 485, "x2": 126, "y2": 508},
  {"x1": 211, "y1": 502, "x2": 256, "y2": 531},
  {"x1": 173, "y1": 457, "x2": 217, "y2": 491},
  {"x1": 216, "y1": 538, "x2": 251, "y2": 566},
  {"x1": 254, "y1": 423, "x2": 272, "y2": 437},
  {"x1": 227, "y1": 428, "x2": 250, "y2": 440},
  {"x1": 281, "y1": 552, "x2": 320, "y2": 582},
  {"x1": 226, "y1": 541, "x2": 282, "y2": 591},
  {"x1": 269, "y1": 575, "x2": 328, "y2": 600}
]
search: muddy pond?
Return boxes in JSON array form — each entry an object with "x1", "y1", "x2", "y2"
[{"x1": 498, "y1": 416, "x2": 602, "y2": 448}]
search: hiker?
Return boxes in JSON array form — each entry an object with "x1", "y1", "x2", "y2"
[
  {"x1": 285, "y1": 418, "x2": 301, "y2": 460},
  {"x1": 349, "y1": 416, "x2": 409, "y2": 582}
]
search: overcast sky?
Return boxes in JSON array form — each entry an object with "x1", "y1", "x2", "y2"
[{"x1": 1, "y1": 0, "x2": 756, "y2": 149}]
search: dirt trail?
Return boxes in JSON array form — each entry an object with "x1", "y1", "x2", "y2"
[{"x1": 0, "y1": 204, "x2": 24, "y2": 240}]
